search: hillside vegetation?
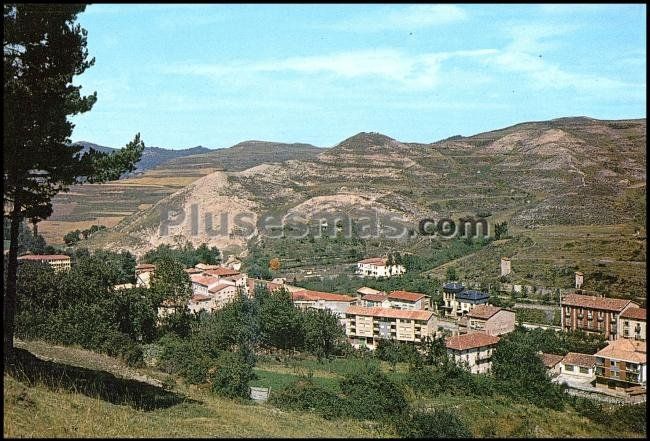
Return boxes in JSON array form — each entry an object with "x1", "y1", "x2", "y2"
[
  {"x1": 48, "y1": 117, "x2": 646, "y2": 296},
  {"x1": 4, "y1": 340, "x2": 645, "y2": 438}
]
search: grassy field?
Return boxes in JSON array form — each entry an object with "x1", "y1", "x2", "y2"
[{"x1": 4, "y1": 340, "x2": 645, "y2": 438}]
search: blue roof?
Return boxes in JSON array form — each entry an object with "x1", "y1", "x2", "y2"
[
  {"x1": 456, "y1": 289, "x2": 490, "y2": 302},
  {"x1": 443, "y1": 282, "x2": 465, "y2": 293}
]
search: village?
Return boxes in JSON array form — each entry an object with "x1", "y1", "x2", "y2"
[{"x1": 21, "y1": 251, "x2": 647, "y2": 405}]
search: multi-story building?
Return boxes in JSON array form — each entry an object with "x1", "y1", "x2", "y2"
[
  {"x1": 594, "y1": 339, "x2": 646, "y2": 391},
  {"x1": 18, "y1": 254, "x2": 71, "y2": 271},
  {"x1": 455, "y1": 290, "x2": 490, "y2": 317},
  {"x1": 344, "y1": 306, "x2": 435, "y2": 349},
  {"x1": 190, "y1": 274, "x2": 221, "y2": 296},
  {"x1": 561, "y1": 293, "x2": 639, "y2": 340},
  {"x1": 355, "y1": 257, "x2": 406, "y2": 278},
  {"x1": 618, "y1": 307, "x2": 646, "y2": 342},
  {"x1": 464, "y1": 305, "x2": 515, "y2": 336},
  {"x1": 441, "y1": 282, "x2": 465, "y2": 317},
  {"x1": 291, "y1": 290, "x2": 358, "y2": 318},
  {"x1": 208, "y1": 283, "x2": 239, "y2": 309},
  {"x1": 445, "y1": 332, "x2": 500, "y2": 374},
  {"x1": 361, "y1": 292, "x2": 390, "y2": 308},
  {"x1": 386, "y1": 290, "x2": 429, "y2": 310}
]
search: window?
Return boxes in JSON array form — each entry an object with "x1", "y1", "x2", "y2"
[
  {"x1": 610, "y1": 360, "x2": 616, "y2": 367},
  {"x1": 564, "y1": 364, "x2": 575, "y2": 372},
  {"x1": 579, "y1": 367, "x2": 589, "y2": 374},
  {"x1": 624, "y1": 321, "x2": 629, "y2": 326}
]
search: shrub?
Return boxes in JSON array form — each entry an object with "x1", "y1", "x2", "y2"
[
  {"x1": 269, "y1": 378, "x2": 343, "y2": 419},
  {"x1": 157, "y1": 335, "x2": 213, "y2": 384},
  {"x1": 394, "y1": 409, "x2": 472, "y2": 438},
  {"x1": 338, "y1": 365, "x2": 408, "y2": 420},
  {"x1": 210, "y1": 351, "x2": 257, "y2": 399}
]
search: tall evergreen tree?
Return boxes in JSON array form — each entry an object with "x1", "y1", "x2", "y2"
[{"x1": 3, "y1": 4, "x2": 144, "y2": 359}]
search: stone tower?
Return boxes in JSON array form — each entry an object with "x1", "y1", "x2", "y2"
[
  {"x1": 575, "y1": 271, "x2": 584, "y2": 290},
  {"x1": 500, "y1": 257, "x2": 511, "y2": 277}
]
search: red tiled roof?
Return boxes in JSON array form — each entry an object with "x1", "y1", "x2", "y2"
[
  {"x1": 595, "y1": 339, "x2": 646, "y2": 364},
  {"x1": 561, "y1": 293, "x2": 634, "y2": 312},
  {"x1": 445, "y1": 332, "x2": 500, "y2": 351},
  {"x1": 191, "y1": 294, "x2": 212, "y2": 302},
  {"x1": 388, "y1": 290, "x2": 426, "y2": 302},
  {"x1": 190, "y1": 274, "x2": 219, "y2": 287},
  {"x1": 362, "y1": 293, "x2": 389, "y2": 302},
  {"x1": 203, "y1": 267, "x2": 240, "y2": 277},
  {"x1": 18, "y1": 254, "x2": 70, "y2": 261},
  {"x1": 345, "y1": 305, "x2": 433, "y2": 321},
  {"x1": 358, "y1": 257, "x2": 387, "y2": 265},
  {"x1": 620, "y1": 307, "x2": 646, "y2": 321},
  {"x1": 184, "y1": 268, "x2": 202, "y2": 274},
  {"x1": 209, "y1": 284, "x2": 236, "y2": 294},
  {"x1": 468, "y1": 305, "x2": 502, "y2": 320},
  {"x1": 292, "y1": 290, "x2": 356, "y2": 303},
  {"x1": 539, "y1": 352, "x2": 564, "y2": 368},
  {"x1": 561, "y1": 352, "x2": 596, "y2": 367}
]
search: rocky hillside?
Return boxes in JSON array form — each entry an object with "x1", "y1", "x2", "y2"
[{"x1": 63, "y1": 117, "x2": 646, "y2": 294}]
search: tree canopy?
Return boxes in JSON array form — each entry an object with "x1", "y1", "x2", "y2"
[{"x1": 3, "y1": 3, "x2": 144, "y2": 358}]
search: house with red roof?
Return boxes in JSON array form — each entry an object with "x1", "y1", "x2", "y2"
[
  {"x1": 559, "y1": 352, "x2": 597, "y2": 380},
  {"x1": 386, "y1": 290, "x2": 429, "y2": 310},
  {"x1": 344, "y1": 305, "x2": 436, "y2": 349},
  {"x1": 361, "y1": 292, "x2": 389, "y2": 308},
  {"x1": 464, "y1": 305, "x2": 515, "y2": 336},
  {"x1": 539, "y1": 352, "x2": 564, "y2": 376},
  {"x1": 292, "y1": 290, "x2": 358, "y2": 318},
  {"x1": 355, "y1": 257, "x2": 405, "y2": 278},
  {"x1": 18, "y1": 254, "x2": 71, "y2": 271},
  {"x1": 595, "y1": 338, "x2": 646, "y2": 391},
  {"x1": 445, "y1": 332, "x2": 500, "y2": 374},
  {"x1": 561, "y1": 292, "x2": 639, "y2": 340},
  {"x1": 617, "y1": 306, "x2": 646, "y2": 342}
]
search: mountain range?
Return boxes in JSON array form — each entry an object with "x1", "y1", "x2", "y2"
[{"x1": 45, "y1": 117, "x2": 645, "y2": 295}]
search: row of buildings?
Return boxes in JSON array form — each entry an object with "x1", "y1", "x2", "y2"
[
  {"x1": 19, "y1": 252, "x2": 647, "y2": 394},
  {"x1": 560, "y1": 292, "x2": 645, "y2": 341}
]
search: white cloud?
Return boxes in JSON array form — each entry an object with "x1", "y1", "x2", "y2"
[
  {"x1": 331, "y1": 5, "x2": 467, "y2": 31},
  {"x1": 483, "y1": 24, "x2": 645, "y2": 96},
  {"x1": 165, "y1": 48, "x2": 497, "y2": 90}
]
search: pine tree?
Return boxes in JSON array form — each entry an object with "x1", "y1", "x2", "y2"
[{"x1": 3, "y1": 4, "x2": 144, "y2": 360}]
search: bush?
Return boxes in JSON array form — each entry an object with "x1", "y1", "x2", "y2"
[
  {"x1": 157, "y1": 335, "x2": 213, "y2": 384},
  {"x1": 210, "y1": 351, "x2": 257, "y2": 399},
  {"x1": 338, "y1": 365, "x2": 408, "y2": 420},
  {"x1": 269, "y1": 378, "x2": 343, "y2": 419},
  {"x1": 394, "y1": 409, "x2": 472, "y2": 438}
]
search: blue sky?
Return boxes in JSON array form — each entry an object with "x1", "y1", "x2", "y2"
[{"x1": 71, "y1": 4, "x2": 646, "y2": 149}]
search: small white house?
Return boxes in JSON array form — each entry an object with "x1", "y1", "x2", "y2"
[
  {"x1": 356, "y1": 257, "x2": 405, "y2": 278},
  {"x1": 445, "y1": 332, "x2": 500, "y2": 374},
  {"x1": 560, "y1": 352, "x2": 596, "y2": 380}
]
